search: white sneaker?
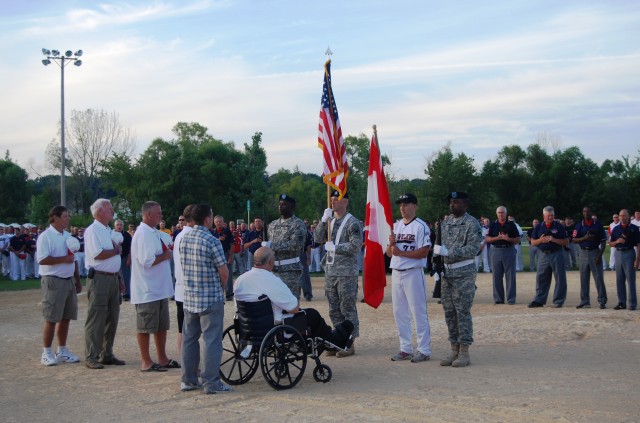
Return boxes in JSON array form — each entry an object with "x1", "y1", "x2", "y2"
[
  {"x1": 56, "y1": 349, "x2": 80, "y2": 363},
  {"x1": 41, "y1": 351, "x2": 59, "y2": 366}
]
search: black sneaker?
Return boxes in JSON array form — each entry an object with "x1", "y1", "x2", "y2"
[
  {"x1": 614, "y1": 304, "x2": 626, "y2": 310},
  {"x1": 527, "y1": 301, "x2": 543, "y2": 308},
  {"x1": 576, "y1": 304, "x2": 591, "y2": 309},
  {"x1": 599, "y1": 303, "x2": 606, "y2": 309}
]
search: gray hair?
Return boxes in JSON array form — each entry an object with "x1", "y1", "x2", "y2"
[
  {"x1": 496, "y1": 206, "x2": 507, "y2": 214},
  {"x1": 543, "y1": 206, "x2": 555, "y2": 216},
  {"x1": 90, "y1": 198, "x2": 111, "y2": 218},
  {"x1": 141, "y1": 201, "x2": 160, "y2": 216}
]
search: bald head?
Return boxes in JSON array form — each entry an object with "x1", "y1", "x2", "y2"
[{"x1": 253, "y1": 247, "x2": 275, "y2": 269}]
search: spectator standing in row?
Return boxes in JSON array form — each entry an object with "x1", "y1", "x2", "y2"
[
  {"x1": 243, "y1": 217, "x2": 264, "y2": 270},
  {"x1": 131, "y1": 201, "x2": 177, "y2": 372},
  {"x1": 211, "y1": 215, "x2": 234, "y2": 301},
  {"x1": 113, "y1": 220, "x2": 132, "y2": 301},
  {"x1": 37, "y1": 206, "x2": 82, "y2": 366},
  {"x1": 73, "y1": 228, "x2": 87, "y2": 277},
  {"x1": 608, "y1": 213, "x2": 620, "y2": 270},
  {"x1": 609, "y1": 209, "x2": 639, "y2": 310},
  {"x1": 179, "y1": 204, "x2": 231, "y2": 394},
  {"x1": 528, "y1": 206, "x2": 568, "y2": 308},
  {"x1": 572, "y1": 206, "x2": 607, "y2": 309},
  {"x1": 485, "y1": 206, "x2": 520, "y2": 305},
  {"x1": 84, "y1": 198, "x2": 125, "y2": 369}
]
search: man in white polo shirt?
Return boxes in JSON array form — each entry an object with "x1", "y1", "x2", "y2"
[
  {"x1": 37, "y1": 206, "x2": 83, "y2": 366},
  {"x1": 131, "y1": 201, "x2": 176, "y2": 372},
  {"x1": 84, "y1": 198, "x2": 125, "y2": 370}
]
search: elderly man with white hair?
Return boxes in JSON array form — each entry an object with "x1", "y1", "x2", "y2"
[{"x1": 84, "y1": 198, "x2": 126, "y2": 370}]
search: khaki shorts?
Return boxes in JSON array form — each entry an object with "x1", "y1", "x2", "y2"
[
  {"x1": 135, "y1": 299, "x2": 170, "y2": 333},
  {"x1": 41, "y1": 275, "x2": 78, "y2": 322}
]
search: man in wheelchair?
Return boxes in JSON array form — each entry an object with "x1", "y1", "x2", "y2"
[{"x1": 234, "y1": 246, "x2": 354, "y2": 351}]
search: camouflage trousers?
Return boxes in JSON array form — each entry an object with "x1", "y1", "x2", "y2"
[
  {"x1": 441, "y1": 274, "x2": 476, "y2": 345},
  {"x1": 274, "y1": 269, "x2": 303, "y2": 300},
  {"x1": 325, "y1": 275, "x2": 360, "y2": 337}
]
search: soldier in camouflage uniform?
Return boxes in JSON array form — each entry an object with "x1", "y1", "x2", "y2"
[
  {"x1": 267, "y1": 194, "x2": 307, "y2": 299},
  {"x1": 314, "y1": 190, "x2": 362, "y2": 357},
  {"x1": 433, "y1": 191, "x2": 482, "y2": 368}
]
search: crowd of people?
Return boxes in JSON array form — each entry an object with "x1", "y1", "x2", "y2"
[{"x1": 1, "y1": 194, "x2": 638, "y2": 394}]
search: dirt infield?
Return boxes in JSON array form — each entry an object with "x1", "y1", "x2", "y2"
[{"x1": 0, "y1": 271, "x2": 638, "y2": 422}]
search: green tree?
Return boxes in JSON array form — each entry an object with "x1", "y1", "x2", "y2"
[
  {"x1": 0, "y1": 159, "x2": 31, "y2": 222},
  {"x1": 423, "y1": 143, "x2": 481, "y2": 221}
]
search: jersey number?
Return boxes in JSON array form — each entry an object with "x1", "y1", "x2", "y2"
[{"x1": 402, "y1": 245, "x2": 415, "y2": 251}]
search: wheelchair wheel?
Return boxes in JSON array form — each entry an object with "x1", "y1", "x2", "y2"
[
  {"x1": 259, "y1": 325, "x2": 307, "y2": 390},
  {"x1": 220, "y1": 325, "x2": 259, "y2": 385},
  {"x1": 312, "y1": 364, "x2": 332, "y2": 383}
]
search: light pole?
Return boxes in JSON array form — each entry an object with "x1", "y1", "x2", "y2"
[{"x1": 41, "y1": 48, "x2": 83, "y2": 207}]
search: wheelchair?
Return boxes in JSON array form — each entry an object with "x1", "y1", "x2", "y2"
[{"x1": 220, "y1": 297, "x2": 349, "y2": 390}]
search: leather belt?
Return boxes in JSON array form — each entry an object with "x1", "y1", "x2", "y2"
[
  {"x1": 616, "y1": 247, "x2": 632, "y2": 251},
  {"x1": 274, "y1": 257, "x2": 300, "y2": 266},
  {"x1": 395, "y1": 267, "x2": 418, "y2": 272},
  {"x1": 95, "y1": 270, "x2": 119, "y2": 276},
  {"x1": 443, "y1": 259, "x2": 474, "y2": 270},
  {"x1": 541, "y1": 249, "x2": 561, "y2": 254},
  {"x1": 580, "y1": 247, "x2": 597, "y2": 251},
  {"x1": 492, "y1": 244, "x2": 512, "y2": 249}
]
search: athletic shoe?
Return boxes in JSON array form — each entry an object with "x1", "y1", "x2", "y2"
[
  {"x1": 180, "y1": 382, "x2": 202, "y2": 392},
  {"x1": 391, "y1": 351, "x2": 412, "y2": 361},
  {"x1": 411, "y1": 352, "x2": 431, "y2": 363},
  {"x1": 203, "y1": 383, "x2": 233, "y2": 394},
  {"x1": 56, "y1": 348, "x2": 80, "y2": 363},
  {"x1": 576, "y1": 304, "x2": 591, "y2": 309},
  {"x1": 41, "y1": 350, "x2": 59, "y2": 366}
]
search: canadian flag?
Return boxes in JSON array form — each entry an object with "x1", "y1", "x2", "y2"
[{"x1": 363, "y1": 134, "x2": 393, "y2": 308}]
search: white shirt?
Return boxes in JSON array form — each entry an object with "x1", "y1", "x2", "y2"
[
  {"x1": 130, "y1": 222, "x2": 174, "y2": 305},
  {"x1": 36, "y1": 225, "x2": 75, "y2": 278},
  {"x1": 173, "y1": 226, "x2": 193, "y2": 303},
  {"x1": 234, "y1": 267, "x2": 298, "y2": 324},
  {"x1": 85, "y1": 220, "x2": 121, "y2": 272},
  {"x1": 390, "y1": 217, "x2": 431, "y2": 270}
]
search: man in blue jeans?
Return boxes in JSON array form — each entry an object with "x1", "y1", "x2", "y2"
[{"x1": 179, "y1": 204, "x2": 232, "y2": 394}]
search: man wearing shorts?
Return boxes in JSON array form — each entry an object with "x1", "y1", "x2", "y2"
[
  {"x1": 37, "y1": 206, "x2": 83, "y2": 366},
  {"x1": 131, "y1": 201, "x2": 177, "y2": 372}
]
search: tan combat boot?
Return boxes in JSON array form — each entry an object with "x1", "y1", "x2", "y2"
[
  {"x1": 439, "y1": 343, "x2": 459, "y2": 366},
  {"x1": 451, "y1": 344, "x2": 470, "y2": 367}
]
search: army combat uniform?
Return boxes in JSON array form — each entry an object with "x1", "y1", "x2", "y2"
[
  {"x1": 440, "y1": 213, "x2": 483, "y2": 346},
  {"x1": 268, "y1": 215, "x2": 307, "y2": 299},
  {"x1": 314, "y1": 214, "x2": 362, "y2": 337}
]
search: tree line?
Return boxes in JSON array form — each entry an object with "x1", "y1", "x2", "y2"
[{"x1": 2, "y1": 109, "x2": 639, "y2": 228}]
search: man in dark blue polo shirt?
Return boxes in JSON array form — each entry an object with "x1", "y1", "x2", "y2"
[
  {"x1": 528, "y1": 206, "x2": 569, "y2": 308},
  {"x1": 572, "y1": 206, "x2": 607, "y2": 309},
  {"x1": 485, "y1": 206, "x2": 521, "y2": 304},
  {"x1": 609, "y1": 209, "x2": 640, "y2": 311}
]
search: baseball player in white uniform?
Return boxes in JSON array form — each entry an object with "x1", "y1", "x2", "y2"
[
  {"x1": 386, "y1": 193, "x2": 432, "y2": 363},
  {"x1": 608, "y1": 213, "x2": 620, "y2": 270}
]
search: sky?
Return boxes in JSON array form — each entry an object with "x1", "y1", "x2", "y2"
[{"x1": 1, "y1": 0, "x2": 639, "y2": 180}]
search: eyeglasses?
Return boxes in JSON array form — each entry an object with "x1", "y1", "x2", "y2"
[{"x1": 179, "y1": 218, "x2": 185, "y2": 221}]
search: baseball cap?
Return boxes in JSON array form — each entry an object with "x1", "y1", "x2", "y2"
[{"x1": 395, "y1": 193, "x2": 418, "y2": 205}]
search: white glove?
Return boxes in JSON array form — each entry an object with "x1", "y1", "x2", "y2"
[
  {"x1": 321, "y1": 208, "x2": 333, "y2": 223},
  {"x1": 324, "y1": 241, "x2": 336, "y2": 252},
  {"x1": 433, "y1": 244, "x2": 449, "y2": 256},
  {"x1": 261, "y1": 241, "x2": 272, "y2": 248}
]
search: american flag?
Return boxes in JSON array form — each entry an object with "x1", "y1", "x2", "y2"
[{"x1": 317, "y1": 60, "x2": 348, "y2": 199}]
